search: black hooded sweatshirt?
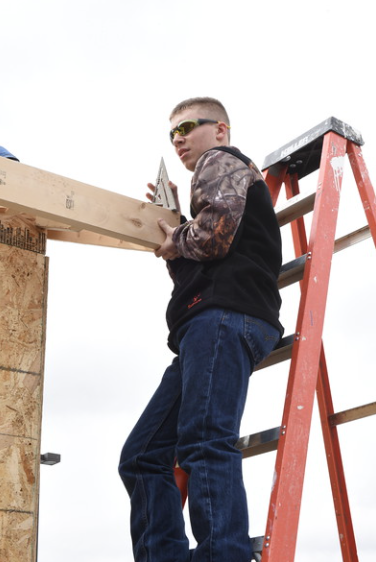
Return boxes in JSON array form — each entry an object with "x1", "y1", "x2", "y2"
[{"x1": 166, "y1": 146, "x2": 283, "y2": 353}]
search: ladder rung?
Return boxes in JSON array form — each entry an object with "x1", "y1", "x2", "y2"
[
  {"x1": 236, "y1": 427, "x2": 280, "y2": 458},
  {"x1": 251, "y1": 536, "x2": 265, "y2": 561},
  {"x1": 255, "y1": 334, "x2": 294, "y2": 371},
  {"x1": 334, "y1": 225, "x2": 371, "y2": 254},
  {"x1": 275, "y1": 191, "x2": 316, "y2": 226},
  {"x1": 277, "y1": 226, "x2": 371, "y2": 290},
  {"x1": 276, "y1": 195, "x2": 371, "y2": 247},
  {"x1": 329, "y1": 401, "x2": 376, "y2": 426},
  {"x1": 278, "y1": 254, "x2": 307, "y2": 289}
]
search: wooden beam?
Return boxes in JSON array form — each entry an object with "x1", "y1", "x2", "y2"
[
  {"x1": 47, "y1": 229, "x2": 153, "y2": 252},
  {"x1": 0, "y1": 209, "x2": 150, "y2": 252},
  {"x1": 0, "y1": 158, "x2": 180, "y2": 251}
]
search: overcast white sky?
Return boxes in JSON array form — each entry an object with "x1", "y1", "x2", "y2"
[{"x1": 2, "y1": 1, "x2": 376, "y2": 561}]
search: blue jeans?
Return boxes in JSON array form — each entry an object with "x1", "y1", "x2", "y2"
[{"x1": 119, "y1": 308, "x2": 279, "y2": 562}]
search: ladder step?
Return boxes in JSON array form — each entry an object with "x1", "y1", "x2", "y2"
[
  {"x1": 262, "y1": 116, "x2": 364, "y2": 179},
  {"x1": 275, "y1": 191, "x2": 315, "y2": 227},
  {"x1": 334, "y1": 225, "x2": 371, "y2": 253},
  {"x1": 236, "y1": 427, "x2": 280, "y2": 459},
  {"x1": 255, "y1": 334, "x2": 294, "y2": 371},
  {"x1": 330, "y1": 401, "x2": 376, "y2": 426},
  {"x1": 237, "y1": 401, "x2": 376, "y2": 461},
  {"x1": 278, "y1": 254, "x2": 307, "y2": 289},
  {"x1": 275, "y1": 191, "x2": 370, "y2": 243},
  {"x1": 251, "y1": 536, "x2": 265, "y2": 561},
  {"x1": 276, "y1": 225, "x2": 371, "y2": 290},
  {"x1": 237, "y1": 402, "x2": 376, "y2": 460}
]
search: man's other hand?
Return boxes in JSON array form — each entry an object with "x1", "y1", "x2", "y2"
[{"x1": 155, "y1": 219, "x2": 181, "y2": 261}]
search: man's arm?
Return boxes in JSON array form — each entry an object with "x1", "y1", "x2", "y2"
[{"x1": 172, "y1": 150, "x2": 256, "y2": 261}]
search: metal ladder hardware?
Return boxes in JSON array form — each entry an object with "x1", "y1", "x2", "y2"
[
  {"x1": 173, "y1": 118, "x2": 376, "y2": 562},
  {"x1": 251, "y1": 536, "x2": 265, "y2": 562},
  {"x1": 275, "y1": 190, "x2": 316, "y2": 227},
  {"x1": 278, "y1": 254, "x2": 307, "y2": 289},
  {"x1": 262, "y1": 116, "x2": 364, "y2": 180},
  {"x1": 254, "y1": 334, "x2": 294, "y2": 371},
  {"x1": 329, "y1": 401, "x2": 376, "y2": 427},
  {"x1": 236, "y1": 427, "x2": 280, "y2": 459}
]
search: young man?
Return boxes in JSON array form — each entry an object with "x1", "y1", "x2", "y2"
[{"x1": 119, "y1": 97, "x2": 283, "y2": 562}]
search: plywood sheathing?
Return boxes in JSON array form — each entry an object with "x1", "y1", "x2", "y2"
[{"x1": 0, "y1": 242, "x2": 48, "y2": 562}]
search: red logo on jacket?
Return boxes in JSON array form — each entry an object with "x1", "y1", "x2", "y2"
[{"x1": 188, "y1": 294, "x2": 202, "y2": 309}]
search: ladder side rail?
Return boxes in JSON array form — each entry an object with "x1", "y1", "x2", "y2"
[
  {"x1": 174, "y1": 465, "x2": 189, "y2": 507},
  {"x1": 316, "y1": 139, "x2": 376, "y2": 560},
  {"x1": 262, "y1": 132, "x2": 348, "y2": 562},
  {"x1": 285, "y1": 172, "x2": 359, "y2": 562},
  {"x1": 284, "y1": 173, "x2": 309, "y2": 256},
  {"x1": 262, "y1": 165, "x2": 288, "y2": 206},
  {"x1": 316, "y1": 347, "x2": 359, "y2": 562},
  {"x1": 347, "y1": 142, "x2": 376, "y2": 248}
]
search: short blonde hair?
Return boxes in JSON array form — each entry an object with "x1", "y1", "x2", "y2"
[{"x1": 170, "y1": 97, "x2": 230, "y2": 126}]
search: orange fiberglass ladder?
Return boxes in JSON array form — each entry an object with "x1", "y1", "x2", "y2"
[{"x1": 175, "y1": 117, "x2": 376, "y2": 561}]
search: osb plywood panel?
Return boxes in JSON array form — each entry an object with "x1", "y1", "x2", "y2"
[
  {"x1": 0, "y1": 244, "x2": 47, "y2": 374},
  {"x1": 0, "y1": 241, "x2": 48, "y2": 562},
  {"x1": 0, "y1": 511, "x2": 36, "y2": 562},
  {"x1": 0, "y1": 210, "x2": 45, "y2": 236},
  {"x1": 0, "y1": 370, "x2": 42, "y2": 440},
  {"x1": 0, "y1": 435, "x2": 38, "y2": 512},
  {"x1": 0, "y1": 210, "x2": 46, "y2": 255}
]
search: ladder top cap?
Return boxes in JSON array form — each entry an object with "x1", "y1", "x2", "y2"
[{"x1": 262, "y1": 117, "x2": 364, "y2": 179}]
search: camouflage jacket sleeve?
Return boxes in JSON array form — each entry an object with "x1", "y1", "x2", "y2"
[{"x1": 172, "y1": 148, "x2": 263, "y2": 261}]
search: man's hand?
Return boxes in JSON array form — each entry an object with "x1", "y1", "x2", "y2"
[
  {"x1": 146, "y1": 182, "x2": 156, "y2": 203},
  {"x1": 154, "y1": 219, "x2": 181, "y2": 261},
  {"x1": 146, "y1": 181, "x2": 181, "y2": 214}
]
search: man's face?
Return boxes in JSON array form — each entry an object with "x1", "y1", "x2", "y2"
[{"x1": 170, "y1": 107, "x2": 225, "y2": 172}]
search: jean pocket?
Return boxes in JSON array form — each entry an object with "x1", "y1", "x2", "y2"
[{"x1": 243, "y1": 316, "x2": 280, "y2": 367}]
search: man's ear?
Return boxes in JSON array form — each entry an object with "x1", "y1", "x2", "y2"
[{"x1": 216, "y1": 122, "x2": 229, "y2": 142}]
